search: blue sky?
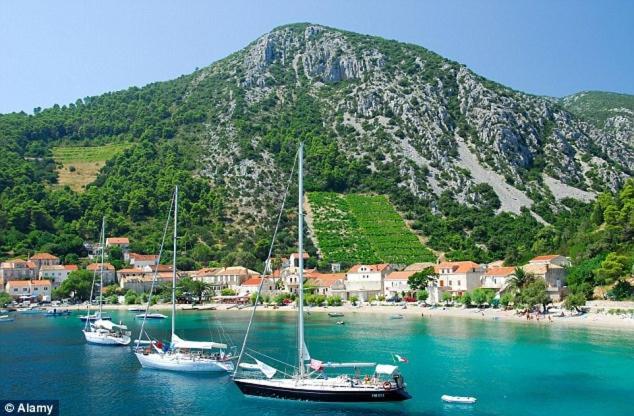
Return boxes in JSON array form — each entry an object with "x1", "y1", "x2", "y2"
[{"x1": 1, "y1": 0, "x2": 632, "y2": 114}]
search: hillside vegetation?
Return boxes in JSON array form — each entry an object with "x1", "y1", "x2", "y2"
[
  {"x1": 0, "y1": 23, "x2": 631, "y2": 278},
  {"x1": 308, "y1": 192, "x2": 435, "y2": 265}
]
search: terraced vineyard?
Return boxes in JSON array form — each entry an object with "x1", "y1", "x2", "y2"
[
  {"x1": 52, "y1": 143, "x2": 131, "y2": 191},
  {"x1": 307, "y1": 192, "x2": 435, "y2": 265}
]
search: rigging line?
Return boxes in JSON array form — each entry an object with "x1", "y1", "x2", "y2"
[
  {"x1": 234, "y1": 147, "x2": 300, "y2": 375},
  {"x1": 246, "y1": 348, "x2": 297, "y2": 369},
  {"x1": 85, "y1": 220, "x2": 105, "y2": 331},
  {"x1": 136, "y1": 188, "x2": 175, "y2": 348},
  {"x1": 244, "y1": 353, "x2": 295, "y2": 378}
]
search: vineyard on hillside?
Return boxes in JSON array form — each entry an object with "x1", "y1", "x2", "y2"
[{"x1": 307, "y1": 192, "x2": 435, "y2": 265}]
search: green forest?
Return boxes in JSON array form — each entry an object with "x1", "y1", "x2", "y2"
[{"x1": 0, "y1": 23, "x2": 631, "y2": 299}]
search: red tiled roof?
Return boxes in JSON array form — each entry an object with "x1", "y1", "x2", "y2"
[
  {"x1": 385, "y1": 270, "x2": 417, "y2": 281},
  {"x1": 6, "y1": 280, "x2": 31, "y2": 287},
  {"x1": 242, "y1": 277, "x2": 264, "y2": 286},
  {"x1": 483, "y1": 266, "x2": 516, "y2": 277},
  {"x1": 348, "y1": 264, "x2": 390, "y2": 273},
  {"x1": 30, "y1": 252, "x2": 59, "y2": 260},
  {"x1": 64, "y1": 265, "x2": 79, "y2": 271},
  {"x1": 530, "y1": 254, "x2": 561, "y2": 261},
  {"x1": 118, "y1": 268, "x2": 144, "y2": 274},
  {"x1": 129, "y1": 253, "x2": 159, "y2": 261},
  {"x1": 435, "y1": 261, "x2": 480, "y2": 274},
  {"x1": 106, "y1": 237, "x2": 129, "y2": 245},
  {"x1": 87, "y1": 263, "x2": 115, "y2": 271},
  {"x1": 32, "y1": 280, "x2": 52, "y2": 287}
]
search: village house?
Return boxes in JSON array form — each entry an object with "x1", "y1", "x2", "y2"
[
  {"x1": 28, "y1": 252, "x2": 60, "y2": 270},
  {"x1": 105, "y1": 237, "x2": 130, "y2": 260},
  {"x1": 304, "y1": 272, "x2": 347, "y2": 297},
  {"x1": 0, "y1": 259, "x2": 37, "y2": 281},
  {"x1": 344, "y1": 264, "x2": 392, "y2": 302},
  {"x1": 119, "y1": 272, "x2": 173, "y2": 293},
  {"x1": 280, "y1": 253, "x2": 311, "y2": 294},
  {"x1": 528, "y1": 254, "x2": 571, "y2": 268},
  {"x1": 128, "y1": 253, "x2": 159, "y2": 268},
  {"x1": 403, "y1": 262, "x2": 436, "y2": 272},
  {"x1": 383, "y1": 270, "x2": 417, "y2": 299},
  {"x1": 237, "y1": 277, "x2": 276, "y2": 297},
  {"x1": 5, "y1": 279, "x2": 52, "y2": 301},
  {"x1": 193, "y1": 266, "x2": 259, "y2": 294},
  {"x1": 434, "y1": 261, "x2": 484, "y2": 297},
  {"x1": 38, "y1": 264, "x2": 78, "y2": 288},
  {"x1": 86, "y1": 263, "x2": 117, "y2": 284},
  {"x1": 522, "y1": 263, "x2": 568, "y2": 301},
  {"x1": 480, "y1": 266, "x2": 516, "y2": 292}
]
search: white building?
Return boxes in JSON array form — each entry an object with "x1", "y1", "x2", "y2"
[
  {"x1": 383, "y1": 270, "x2": 417, "y2": 299},
  {"x1": 0, "y1": 259, "x2": 37, "y2": 281},
  {"x1": 237, "y1": 277, "x2": 276, "y2": 297},
  {"x1": 128, "y1": 253, "x2": 159, "y2": 268},
  {"x1": 434, "y1": 261, "x2": 484, "y2": 296},
  {"x1": 345, "y1": 264, "x2": 392, "y2": 301},
  {"x1": 193, "y1": 266, "x2": 260, "y2": 293},
  {"x1": 481, "y1": 266, "x2": 516, "y2": 292},
  {"x1": 86, "y1": 263, "x2": 117, "y2": 285},
  {"x1": 304, "y1": 272, "x2": 347, "y2": 297},
  {"x1": 528, "y1": 254, "x2": 570, "y2": 268},
  {"x1": 38, "y1": 264, "x2": 78, "y2": 288},
  {"x1": 5, "y1": 279, "x2": 52, "y2": 301}
]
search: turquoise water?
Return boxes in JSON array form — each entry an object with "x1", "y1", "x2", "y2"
[{"x1": 1, "y1": 310, "x2": 633, "y2": 416}]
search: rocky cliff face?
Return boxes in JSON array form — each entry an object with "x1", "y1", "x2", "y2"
[{"x1": 181, "y1": 24, "x2": 632, "y2": 224}]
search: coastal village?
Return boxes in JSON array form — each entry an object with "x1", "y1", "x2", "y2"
[{"x1": 0, "y1": 235, "x2": 570, "y2": 306}]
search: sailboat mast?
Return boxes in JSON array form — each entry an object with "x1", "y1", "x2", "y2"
[
  {"x1": 172, "y1": 186, "x2": 178, "y2": 338},
  {"x1": 99, "y1": 216, "x2": 105, "y2": 316},
  {"x1": 297, "y1": 143, "x2": 306, "y2": 377}
]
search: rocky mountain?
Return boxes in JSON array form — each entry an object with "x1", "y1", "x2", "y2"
[
  {"x1": 185, "y1": 23, "x2": 631, "y2": 225},
  {"x1": 560, "y1": 91, "x2": 633, "y2": 148},
  {"x1": 1, "y1": 22, "x2": 632, "y2": 265}
]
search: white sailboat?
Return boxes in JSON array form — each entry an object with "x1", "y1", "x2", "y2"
[
  {"x1": 233, "y1": 143, "x2": 411, "y2": 402},
  {"x1": 133, "y1": 186, "x2": 235, "y2": 373},
  {"x1": 83, "y1": 217, "x2": 131, "y2": 346}
]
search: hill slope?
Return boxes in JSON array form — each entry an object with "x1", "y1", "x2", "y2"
[{"x1": 0, "y1": 23, "x2": 632, "y2": 267}]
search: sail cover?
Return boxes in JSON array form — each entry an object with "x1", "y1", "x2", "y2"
[
  {"x1": 171, "y1": 334, "x2": 227, "y2": 350},
  {"x1": 93, "y1": 319, "x2": 127, "y2": 330},
  {"x1": 375, "y1": 364, "x2": 398, "y2": 375},
  {"x1": 254, "y1": 359, "x2": 277, "y2": 379}
]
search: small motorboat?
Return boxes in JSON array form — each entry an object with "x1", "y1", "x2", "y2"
[
  {"x1": 136, "y1": 313, "x2": 168, "y2": 320},
  {"x1": 328, "y1": 312, "x2": 344, "y2": 317},
  {"x1": 0, "y1": 315, "x2": 15, "y2": 322},
  {"x1": 79, "y1": 313, "x2": 112, "y2": 322},
  {"x1": 45, "y1": 308, "x2": 70, "y2": 316},
  {"x1": 128, "y1": 305, "x2": 148, "y2": 312},
  {"x1": 441, "y1": 395, "x2": 477, "y2": 404},
  {"x1": 390, "y1": 314, "x2": 404, "y2": 320},
  {"x1": 336, "y1": 321, "x2": 345, "y2": 325}
]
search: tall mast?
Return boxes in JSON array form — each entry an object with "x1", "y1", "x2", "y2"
[
  {"x1": 297, "y1": 143, "x2": 305, "y2": 377},
  {"x1": 172, "y1": 186, "x2": 178, "y2": 339},
  {"x1": 99, "y1": 216, "x2": 105, "y2": 316}
]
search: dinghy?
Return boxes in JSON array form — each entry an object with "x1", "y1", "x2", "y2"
[
  {"x1": 0, "y1": 315, "x2": 15, "y2": 322},
  {"x1": 441, "y1": 394, "x2": 477, "y2": 404},
  {"x1": 328, "y1": 312, "x2": 344, "y2": 317},
  {"x1": 135, "y1": 313, "x2": 168, "y2": 320}
]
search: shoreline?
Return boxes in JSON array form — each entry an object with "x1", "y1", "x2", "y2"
[{"x1": 66, "y1": 302, "x2": 634, "y2": 331}]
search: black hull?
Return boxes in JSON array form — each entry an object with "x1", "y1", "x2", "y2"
[{"x1": 234, "y1": 380, "x2": 411, "y2": 402}]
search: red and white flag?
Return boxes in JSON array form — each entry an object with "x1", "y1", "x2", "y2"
[{"x1": 310, "y1": 359, "x2": 323, "y2": 371}]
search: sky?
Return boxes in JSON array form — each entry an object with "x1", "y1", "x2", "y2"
[{"x1": 1, "y1": 0, "x2": 632, "y2": 114}]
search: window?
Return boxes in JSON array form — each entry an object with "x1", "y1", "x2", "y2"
[
  {"x1": 14, "y1": 288, "x2": 18, "y2": 292},
  {"x1": 457, "y1": 280, "x2": 461, "y2": 286},
  {"x1": 449, "y1": 280, "x2": 452, "y2": 286},
  {"x1": 44, "y1": 287, "x2": 48, "y2": 291}
]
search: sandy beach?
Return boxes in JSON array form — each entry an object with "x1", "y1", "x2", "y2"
[{"x1": 66, "y1": 302, "x2": 634, "y2": 331}]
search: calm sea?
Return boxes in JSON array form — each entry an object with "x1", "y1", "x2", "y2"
[{"x1": 1, "y1": 309, "x2": 633, "y2": 416}]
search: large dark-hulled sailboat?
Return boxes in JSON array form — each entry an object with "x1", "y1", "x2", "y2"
[{"x1": 233, "y1": 143, "x2": 411, "y2": 402}]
